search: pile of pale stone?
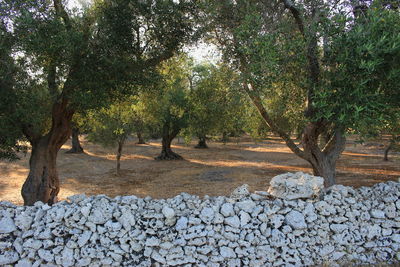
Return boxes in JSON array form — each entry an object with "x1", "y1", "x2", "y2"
[{"x1": 0, "y1": 172, "x2": 399, "y2": 267}]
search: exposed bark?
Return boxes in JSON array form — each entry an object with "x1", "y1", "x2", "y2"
[
  {"x1": 195, "y1": 135, "x2": 208, "y2": 149},
  {"x1": 22, "y1": 98, "x2": 73, "y2": 205},
  {"x1": 301, "y1": 123, "x2": 346, "y2": 187},
  {"x1": 136, "y1": 132, "x2": 146, "y2": 144},
  {"x1": 66, "y1": 127, "x2": 84, "y2": 153},
  {"x1": 155, "y1": 124, "x2": 182, "y2": 160},
  {"x1": 116, "y1": 139, "x2": 125, "y2": 175}
]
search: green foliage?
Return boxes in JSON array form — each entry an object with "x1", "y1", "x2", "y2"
[
  {"x1": 208, "y1": 0, "x2": 400, "y2": 140},
  {"x1": 314, "y1": 5, "x2": 400, "y2": 134},
  {"x1": 0, "y1": 0, "x2": 200, "y2": 159},
  {"x1": 187, "y1": 63, "x2": 246, "y2": 140},
  {"x1": 143, "y1": 55, "x2": 192, "y2": 136},
  {"x1": 207, "y1": 0, "x2": 308, "y2": 136},
  {"x1": 86, "y1": 100, "x2": 137, "y2": 148}
]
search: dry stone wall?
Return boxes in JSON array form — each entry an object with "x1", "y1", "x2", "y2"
[{"x1": 0, "y1": 178, "x2": 400, "y2": 267}]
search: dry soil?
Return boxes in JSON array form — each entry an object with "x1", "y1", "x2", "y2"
[{"x1": 1, "y1": 136, "x2": 399, "y2": 205}]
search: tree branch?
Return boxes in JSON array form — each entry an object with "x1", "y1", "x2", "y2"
[
  {"x1": 21, "y1": 124, "x2": 40, "y2": 145},
  {"x1": 244, "y1": 84, "x2": 307, "y2": 160},
  {"x1": 281, "y1": 0, "x2": 305, "y2": 37},
  {"x1": 322, "y1": 128, "x2": 346, "y2": 160},
  {"x1": 47, "y1": 61, "x2": 58, "y2": 98},
  {"x1": 281, "y1": 0, "x2": 320, "y2": 118},
  {"x1": 53, "y1": 0, "x2": 72, "y2": 31}
]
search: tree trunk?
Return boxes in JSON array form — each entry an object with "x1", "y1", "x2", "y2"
[
  {"x1": 301, "y1": 122, "x2": 346, "y2": 188},
  {"x1": 136, "y1": 132, "x2": 146, "y2": 144},
  {"x1": 222, "y1": 132, "x2": 229, "y2": 144},
  {"x1": 22, "y1": 138, "x2": 59, "y2": 206},
  {"x1": 155, "y1": 136, "x2": 183, "y2": 160},
  {"x1": 195, "y1": 136, "x2": 208, "y2": 149},
  {"x1": 383, "y1": 140, "x2": 394, "y2": 161},
  {"x1": 22, "y1": 98, "x2": 73, "y2": 205},
  {"x1": 116, "y1": 139, "x2": 124, "y2": 175},
  {"x1": 307, "y1": 151, "x2": 337, "y2": 187},
  {"x1": 66, "y1": 127, "x2": 84, "y2": 153},
  {"x1": 155, "y1": 124, "x2": 182, "y2": 160}
]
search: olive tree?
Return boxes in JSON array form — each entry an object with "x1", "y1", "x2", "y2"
[
  {"x1": 0, "y1": 0, "x2": 199, "y2": 205},
  {"x1": 143, "y1": 55, "x2": 192, "y2": 160},
  {"x1": 87, "y1": 100, "x2": 137, "y2": 175},
  {"x1": 187, "y1": 63, "x2": 245, "y2": 148},
  {"x1": 208, "y1": 0, "x2": 400, "y2": 186}
]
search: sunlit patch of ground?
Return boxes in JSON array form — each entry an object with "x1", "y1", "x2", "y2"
[{"x1": 0, "y1": 136, "x2": 399, "y2": 205}]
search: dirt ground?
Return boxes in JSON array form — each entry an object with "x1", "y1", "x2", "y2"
[{"x1": 0, "y1": 136, "x2": 399, "y2": 205}]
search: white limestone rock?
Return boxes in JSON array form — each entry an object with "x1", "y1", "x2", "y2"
[
  {"x1": 77, "y1": 231, "x2": 92, "y2": 247},
  {"x1": 118, "y1": 209, "x2": 136, "y2": 231},
  {"x1": 391, "y1": 234, "x2": 400, "y2": 243},
  {"x1": 162, "y1": 206, "x2": 176, "y2": 226},
  {"x1": 270, "y1": 214, "x2": 285, "y2": 229},
  {"x1": 59, "y1": 247, "x2": 75, "y2": 267},
  {"x1": 23, "y1": 239, "x2": 42, "y2": 250},
  {"x1": 220, "y1": 203, "x2": 235, "y2": 217},
  {"x1": 230, "y1": 184, "x2": 250, "y2": 201},
  {"x1": 370, "y1": 209, "x2": 385, "y2": 219},
  {"x1": 151, "y1": 251, "x2": 166, "y2": 264},
  {"x1": 240, "y1": 211, "x2": 251, "y2": 227},
  {"x1": 38, "y1": 249, "x2": 54, "y2": 262},
  {"x1": 76, "y1": 258, "x2": 91, "y2": 266},
  {"x1": 367, "y1": 224, "x2": 382, "y2": 239},
  {"x1": 67, "y1": 194, "x2": 87, "y2": 204},
  {"x1": 330, "y1": 224, "x2": 348, "y2": 234},
  {"x1": 14, "y1": 213, "x2": 33, "y2": 231},
  {"x1": 87, "y1": 198, "x2": 113, "y2": 224},
  {"x1": 320, "y1": 245, "x2": 335, "y2": 257},
  {"x1": 331, "y1": 251, "x2": 346, "y2": 261},
  {"x1": 285, "y1": 210, "x2": 307, "y2": 230},
  {"x1": 314, "y1": 201, "x2": 336, "y2": 216},
  {"x1": 0, "y1": 216, "x2": 16, "y2": 233},
  {"x1": 0, "y1": 251, "x2": 19, "y2": 265},
  {"x1": 235, "y1": 200, "x2": 256, "y2": 213},
  {"x1": 224, "y1": 216, "x2": 240, "y2": 229},
  {"x1": 220, "y1": 246, "x2": 236, "y2": 258},
  {"x1": 146, "y1": 237, "x2": 160, "y2": 247},
  {"x1": 80, "y1": 206, "x2": 91, "y2": 217},
  {"x1": 0, "y1": 180, "x2": 399, "y2": 267},
  {"x1": 105, "y1": 220, "x2": 122, "y2": 232},
  {"x1": 268, "y1": 172, "x2": 324, "y2": 200},
  {"x1": 176, "y1": 216, "x2": 188, "y2": 230},
  {"x1": 200, "y1": 207, "x2": 215, "y2": 224},
  {"x1": 270, "y1": 229, "x2": 287, "y2": 247},
  {"x1": 15, "y1": 258, "x2": 32, "y2": 267},
  {"x1": 303, "y1": 203, "x2": 318, "y2": 223}
]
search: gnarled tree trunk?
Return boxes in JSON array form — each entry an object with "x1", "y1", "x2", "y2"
[
  {"x1": 195, "y1": 135, "x2": 208, "y2": 149},
  {"x1": 66, "y1": 127, "x2": 84, "y2": 153},
  {"x1": 22, "y1": 138, "x2": 59, "y2": 206},
  {"x1": 301, "y1": 122, "x2": 346, "y2": 187},
  {"x1": 155, "y1": 124, "x2": 182, "y2": 160},
  {"x1": 136, "y1": 132, "x2": 146, "y2": 144},
  {"x1": 22, "y1": 99, "x2": 73, "y2": 205}
]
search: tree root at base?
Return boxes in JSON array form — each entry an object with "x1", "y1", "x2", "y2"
[{"x1": 155, "y1": 152, "x2": 183, "y2": 160}]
